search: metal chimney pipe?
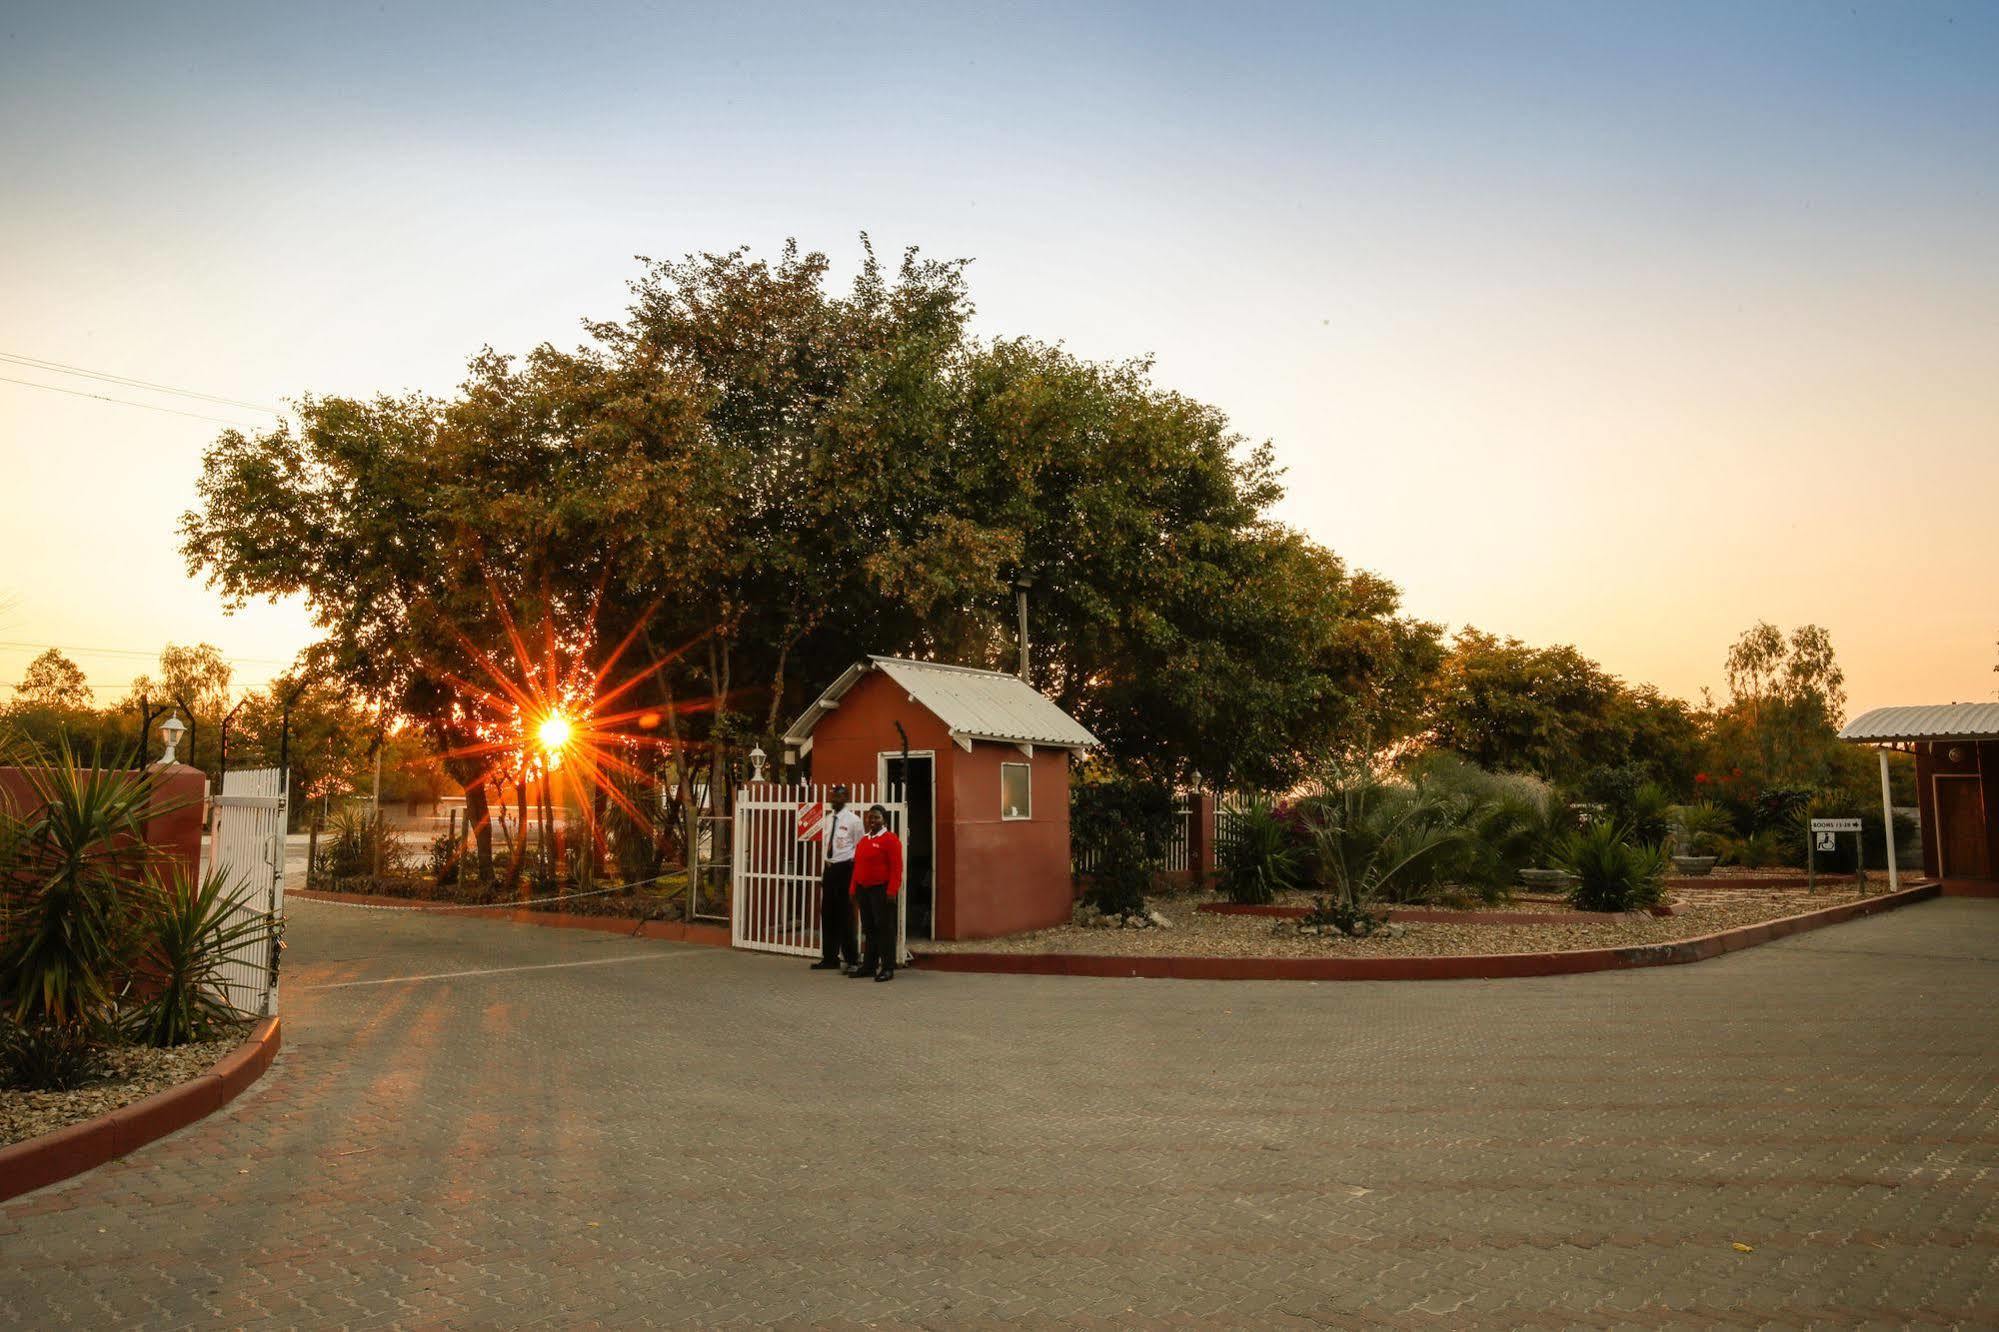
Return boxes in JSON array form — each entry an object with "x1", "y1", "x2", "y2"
[{"x1": 1014, "y1": 576, "x2": 1032, "y2": 682}]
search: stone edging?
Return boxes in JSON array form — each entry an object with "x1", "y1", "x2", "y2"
[
  {"x1": 290, "y1": 889, "x2": 735, "y2": 947},
  {"x1": 914, "y1": 883, "x2": 1940, "y2": 982},
  {"x1": 0, "y1": 1016, "x2": 282, "y2": 1204},
  {"x1": 1196, "y1": 901, "x2": 1682, "y2": 925}
]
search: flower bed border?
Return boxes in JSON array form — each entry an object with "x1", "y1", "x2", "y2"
[
  {"x1": 291, "y1": 888, "x2": 734, "y2": 947},
  {"x1": 1195, "y1": 901, "x2": 1683, "y2": 925},
  {"x1": 0, "y1": 1016, "x2": 281, "y2": 1204},
  {"x1": 915, "y1": 882, "x2": 1939, "y2": 982}
]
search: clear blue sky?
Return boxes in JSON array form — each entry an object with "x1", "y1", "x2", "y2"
[{"x1": 3, "y1": 1, "x2": 1996, "y2": 709}]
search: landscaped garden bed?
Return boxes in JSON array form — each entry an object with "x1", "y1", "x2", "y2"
[
  {"x1": 1, "y1": 1034, "x2": 237, "y2": 1147},
  {"x1": 925, "y1": 884, "x2": 1887, "y2": 960}
]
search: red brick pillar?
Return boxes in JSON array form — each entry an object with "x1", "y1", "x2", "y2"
[
  {"x1": 143, "y1": 764, "x2": 211, "y2": 887},
  {"x1": 1187, "y1": 790, "x2": 1218, "y2": 885}
]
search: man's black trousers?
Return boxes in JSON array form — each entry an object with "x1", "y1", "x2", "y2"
[
  {"x1": 856, "y1": 882, "x2": 896, "y2": 976},
  {"x1": 819, "y1": 859, "x2": 858, "y2": 965}
]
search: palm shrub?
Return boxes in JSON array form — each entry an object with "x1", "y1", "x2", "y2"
[
  {"x1": 1669, "y1": 801, "x2": 1733, "y2": 857},
  {"x1": 123, "y1": 868, "x2": 267, "y2": 1047},
  {"x1": 313, "y1": 806, "x2": 410, "y2": 886},
  {"x1": 1304, "y1": 771, "x2": 1469, "y2": 909},
  {"x1": 1555, "y1": 820, "x2": 1667, "y2": 912},
  {"x1": 1216, "y1": 796, "x2": 1301, "y2": 905},
  {"x1": 1407, "y1": 756, "x2": 1556, "y2": 901}
]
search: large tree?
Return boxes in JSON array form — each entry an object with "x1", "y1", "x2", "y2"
[
  {"x1": 182, "y1": 239, "x2": 1434, "y2": 863},
  {"x1": 1418, "y1": 628, "x2": 1699, "y2": 791},
  {"x1": 16, "y1": 649, "x2": 90, "y2": 710}
]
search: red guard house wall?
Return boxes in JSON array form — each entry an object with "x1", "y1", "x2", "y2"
[
  {"x1": 784, "y1": 657, "x2": 1099, "y2": 941},
  {"x1": 1841, "y1": 703, "x2": 1999, "y2": 895}
]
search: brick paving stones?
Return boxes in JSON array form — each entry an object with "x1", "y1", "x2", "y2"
[{"x1": 1, "y1": 895, "x2": 1995, "y2": 1328}]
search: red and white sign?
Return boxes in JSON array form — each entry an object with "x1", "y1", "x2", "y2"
[{"x1": 795, "y1": 801, "x2": 825, "y2": 842}]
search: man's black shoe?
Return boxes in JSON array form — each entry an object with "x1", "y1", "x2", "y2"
[
  {"x1": 874, "y1": 970, "x2": 894, "y2": 983},
  {"x1": 847, "y1": 967, "x2": 873, "y2": 978},
  {"x1": 810, "y1": 960, "x2": 843, "y2": 970}
]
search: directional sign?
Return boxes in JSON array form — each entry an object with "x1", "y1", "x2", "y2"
[
  {"x1": 796, "y1": 800, "x2": 825, "y2": 842},
  {"x1": 1809, "y1": 818, "x2": 1862, "y2": 833}
]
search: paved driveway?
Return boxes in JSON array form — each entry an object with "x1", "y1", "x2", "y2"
[{"x1": 3, "y1": 896, "x2": 1995, "y2": 1328}]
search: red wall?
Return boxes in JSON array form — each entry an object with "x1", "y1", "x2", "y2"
[
  {"x1": 1914, "y1": 740, "x2": 1998, "y2": 881},
  {"x1": 0, "y1": 763, "x2": 209, "y2": 886},
  {"x1": 804, "y1": 670, "x2": 1077, "y2": 940}
]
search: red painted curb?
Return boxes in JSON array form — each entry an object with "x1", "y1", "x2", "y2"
[
  {"x1": 1196, "y1": 902, "x2": 1679, "y2": 925},
  {"x1": 0, "y1": 1016, "x2": 281, "y2": 1204},
  {"x1": 291, "y1": 890, "x2": 733, "y2": 948},
  {"x1": 914, "y1": 884, "x2": 1941, "y2": 983}
]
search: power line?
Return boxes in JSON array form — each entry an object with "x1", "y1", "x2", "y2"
[
  {"x1": 0, "y1": 350, "x2": 280, "y2": 415},
  {"x1": 0, "y1": 640, "x2": 295, "y2": 665},
  {"x1": 2, "y1": 680, "x2": 279, "y2": 695},
  {"x1": 0, "y1": 373, "x2": 271, "y2": 428}
]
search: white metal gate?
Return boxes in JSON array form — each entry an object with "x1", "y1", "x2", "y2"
[
  {"x1": 732, "y1": 782, "x2": 907, "y2": 963},
  {"x1": 209, "y1": 767, "x2": 287, "y2": 1016}
]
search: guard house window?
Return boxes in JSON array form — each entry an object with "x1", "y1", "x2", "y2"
[{"x1": 1001, "y1": 762, "x2": 1032, "y2": 820}]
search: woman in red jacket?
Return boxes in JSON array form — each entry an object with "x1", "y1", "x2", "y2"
[{"x1": 848, "y1": 805, "x2": 903, "y2": 982}]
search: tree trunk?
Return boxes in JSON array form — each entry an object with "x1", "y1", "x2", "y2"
[{"x1": 463, "y1": 780, "x2": 494, "y2": 881}]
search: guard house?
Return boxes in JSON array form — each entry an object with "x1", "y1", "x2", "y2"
[
  {"x1": 1841, "y1": 703, "x2": 1999, "y2": 891},
  {"x1": 784, "y1": 657, "x2": 1099, "y2": 941}
]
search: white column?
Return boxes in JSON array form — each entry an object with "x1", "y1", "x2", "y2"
[{"x1": 1879, "y1": 748, "x2": 1900, "y2": 893}]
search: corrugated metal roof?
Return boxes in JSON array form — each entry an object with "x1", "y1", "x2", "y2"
[
  {"x1": 783, "y1": 657, "x2": 1099, "y2": 751},
  {"x1": 1839, "y1": 703, "x2": 1999, "y2": 743}
]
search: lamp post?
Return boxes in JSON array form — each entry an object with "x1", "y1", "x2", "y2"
[
  {"x1": 748, "y1": 744, "x2": 768, "y2": 784},
  {"x1": 158, "y1": 713, "x2": 187, "y2": 765}
]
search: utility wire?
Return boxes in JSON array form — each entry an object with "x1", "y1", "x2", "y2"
[
  {"x1": 0, "y1": 373, "x2": 270, "y2": 428},
  {"x1": 0, "y1": 640, "x2": 295, "y2": 665},
  {"x1": 0, "y1": 350, "x2": 279, "y2": 415}
]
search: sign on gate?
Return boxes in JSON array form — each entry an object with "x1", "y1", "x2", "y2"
[
  {"x1": 733, "y1": 782, "x2": 907, "y2": 962},
  {"x1": 209, "y1": 768, "x2": 287, "y2": 1016}
]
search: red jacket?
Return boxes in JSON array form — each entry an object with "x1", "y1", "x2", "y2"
[{"x1": 849, "y1": 829, "x2": 903, "y2": 897}]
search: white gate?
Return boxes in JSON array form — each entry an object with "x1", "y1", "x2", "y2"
[
  {"x1": 732, "y1": 782, "x2": 907, "y2": 963},
  {"x1": 209, "y1": 767, "x2": 287, "y2": 1016}
]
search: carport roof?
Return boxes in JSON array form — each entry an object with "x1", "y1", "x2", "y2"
[
  {"x1": 784, "y1": 656, "x2": 1099, "y2": 754},
  {"x1": 1839, "y1": 703, "x2": 1999, "y2": 744}
]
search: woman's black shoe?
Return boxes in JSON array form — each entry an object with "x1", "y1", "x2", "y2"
[
  {"x1": 874, "y1": 970, "x2": 894, "y2": 982},
  {"x1": 810, "y1": 960, "x2": 843, "y2": 970},
  {"x1": 846, "y1": 967, "x2": 873, "y2": 978}
]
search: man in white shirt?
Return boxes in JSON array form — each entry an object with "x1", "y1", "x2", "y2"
[{"x1": 811, "y1": 785, "x2": 867, "y2": 971}]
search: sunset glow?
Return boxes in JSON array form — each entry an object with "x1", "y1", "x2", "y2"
[{"x1": 536, "y1": 713, "x2": 573, "y2": 756}]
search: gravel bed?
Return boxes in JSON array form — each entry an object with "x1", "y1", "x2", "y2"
[
  {"x1": 1, "y1": 1035, "x2": 240, "y2": 1147},
  {"x1": 922, "y1": 886, "x2": 1877, "y2": 960}
]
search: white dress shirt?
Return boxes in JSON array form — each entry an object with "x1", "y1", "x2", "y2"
[{"x1": 824, "y1": 806, "x2": 866, "y2": 864}]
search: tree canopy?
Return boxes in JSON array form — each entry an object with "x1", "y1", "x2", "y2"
[{"x1": 180, "y1": 239, "x2": 1439, "y2": 866}]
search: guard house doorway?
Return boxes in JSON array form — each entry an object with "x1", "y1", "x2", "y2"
[
  {"x1": 881, "y1": 751, "x2": 937, "y2": 939},
  {"x1": 1935, "y1": 775, "x2": 1990, "y2": 879}
]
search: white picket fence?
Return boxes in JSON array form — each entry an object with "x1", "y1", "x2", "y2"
[
  {"x1": 1073, "y1": 792, "x2": 1195, "y2": 874},
  {"x1": 208, "y1": 767, "x2": 286, "y2": 1016},
  {"x1": 732, "y1": 782, "x2": 908, "y2": 963}
]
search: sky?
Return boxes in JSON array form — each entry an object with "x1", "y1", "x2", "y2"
[{"x1": 2, "y1": 0, "x2": 1995, "y2": 717}]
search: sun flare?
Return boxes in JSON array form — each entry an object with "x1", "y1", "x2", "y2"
[{"x1": 536, "y1": 713, "x2": 573, "y2": 753}]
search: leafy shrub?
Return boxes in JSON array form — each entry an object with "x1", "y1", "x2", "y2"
[
  {"x1": 2, "y1": 1019, "x2": 106, "y2": 1092},
  {"x1": 1217, "y1": 797, "x2": 1302, "y2": 905},
  {"x1": 1722, "y1": 828, "x2": 1794, "y2": 869},
  {"x1": 123, "y1": 869, "x2": 266, "y2": 1048},
  {"x1": 1072, "y1": 775, "x2": 1177, "y2": 916},
  {"x1": 1555, "y1": 821, "x2": 1667, "y2": 912},
  {"x1": 428, "y1": 831, "x2": 461, "y2": 885}
]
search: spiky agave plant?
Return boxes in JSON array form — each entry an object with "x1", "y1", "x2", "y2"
[
  {"x1": 1305, "y1": 772, "x2": 1469, "y2": 908},
  {"x1": 124, "y1": 867, "x2": 268, "y2": 1046},
  {"x1": 0, "y1": 734, "x2": 172, "y2": 1029}
]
